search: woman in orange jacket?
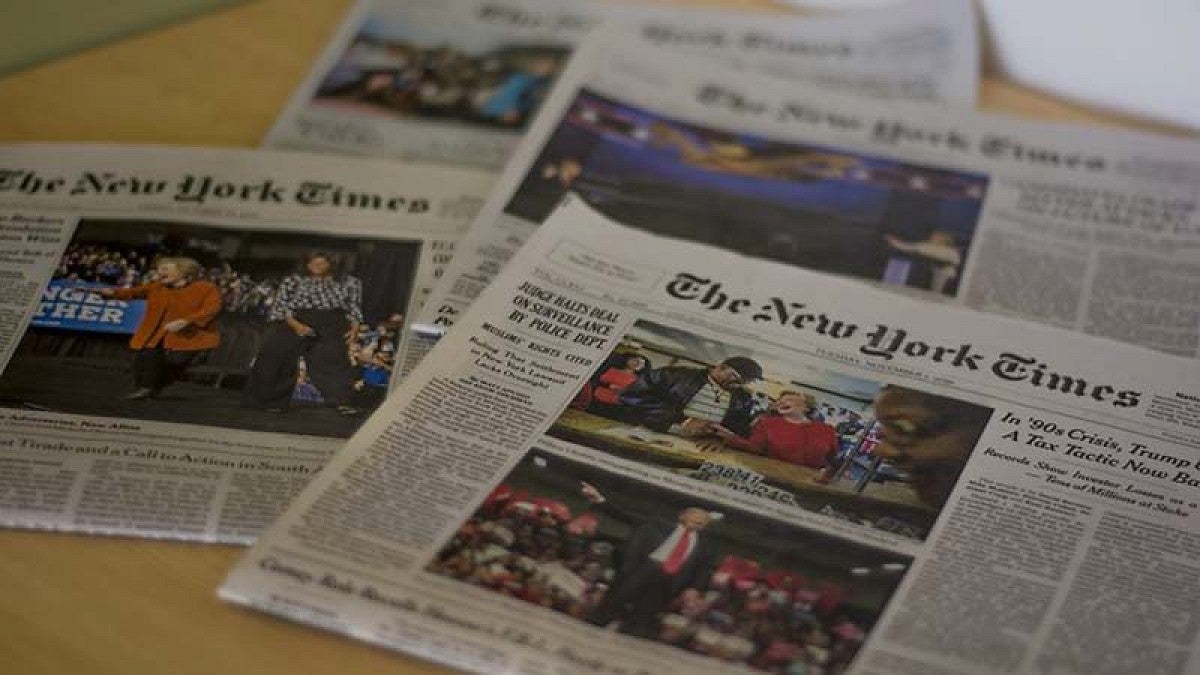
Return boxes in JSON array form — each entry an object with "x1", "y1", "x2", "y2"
[{"x1": 96, "y1": 256, "x2": 222, "y2": 400}]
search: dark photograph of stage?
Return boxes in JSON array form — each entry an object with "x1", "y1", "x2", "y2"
[
  {"x1": 312, "y1": 10, "x2": 570, "y2": 130},
  {"x1": 506, "y1": 90, "x2": 991, "y2": 297},
  {"x1": 427, "y1": 450, "x2": 912, "y2": 674},
  {"x1": 550, "y1": 320, "x2": 994, "y2": 541},
  {"x1": 0, "y1": 218, "x2": 421, "y2": 438}
]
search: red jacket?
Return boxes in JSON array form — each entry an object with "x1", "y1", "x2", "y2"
[
  {"x1": 724, "y1": 416, "x2": 838, "y2": 468},
  {"x1": 111, "y1": 280, "x2": 221, "y2": 351}
]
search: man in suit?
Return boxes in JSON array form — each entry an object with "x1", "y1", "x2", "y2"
[{"x1": 581, "y1": 482, "x2": 717, "y2": 638}]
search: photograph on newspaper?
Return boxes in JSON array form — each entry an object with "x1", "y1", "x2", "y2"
[
  {"x1": 0, "y1": 144, "x2": 495, "y2": 542},
  {"x1": 265, "y1": 0, "x2": 590, "y2": 168},
  {"x1": 0, "y1": 216, "x2": 421, "y2": 439},
  {"x1": 223, "y1": 191, "x2": 1200, "y2": 675},
  {"x1": 506, "y1": 90, "x2": 990, "y2": 297},
  {"x1": 548, "y1": 319, "x2": 993, "y2": 541},
  {"x1": 427, "y1": 448, "x2": 912, "y2": 674},
  {"x1": 412, "y1": 27, "x2": 1200, "y2": 376},
  {"x1": 266, "y1": 0, "x2": 980, "y2": 169},
  {"x1": 309, "y1": 9, "x2": 570, "y2": 133}
]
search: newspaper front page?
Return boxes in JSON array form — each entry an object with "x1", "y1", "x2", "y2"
[
  {"x1": 262, "y1": 0, "x2": 979, "y2": 169},
  {"x1": 0, "y1": 144, "x2": 492, "y2": 542},
  {"x1": 407, "y1": 29, "x2": 1200, "y2": 379},
  {"x1": 223, "y1": 196, "x2": 1200, "y2": 675}
]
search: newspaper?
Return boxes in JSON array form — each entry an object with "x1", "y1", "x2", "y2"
[
  {"x1": 407, "y1": 29, "x2": 1200, "y2": 381},
  {"x1": 262, "y1": 0, "x2": 979, "y2": 169},
  {"x1": 0, "y1": 144, "x2": 492, "y2": 542},
  {"x1": 222, "y1": 194, "x2": 1200, "y2": 674}
]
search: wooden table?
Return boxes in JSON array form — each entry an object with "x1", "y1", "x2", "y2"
[{"x1": 0, "y1": 1, "x2": 1194, "y2": 673}]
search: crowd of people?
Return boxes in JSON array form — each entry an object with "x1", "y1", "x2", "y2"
[
  {"x1": 318, "y1": 37, "x2": 566, "y2": 128},
  {"x1": 208, "y1": 271, "x2": 283, "y2": 318},
  {"x1": 53, "y1": 244, "x2": 401, "y2": 407},
  {"x1": 346, "y1": 316, "x2": 399, "y2": 405},
  {"x1": 54, "y1": 243, "x2": 151, "y2": 288},
  {"x1": 53, "y1": 243, "x2": 281, "y2": 317},
  {"x1": 572, "y1": 350, "x2": 869, "y2": 476},
  {"x1": 565, "y1": 345, "x2": 995, "y2": 519},
  {"x1": 569, "y1": 348, "x2": 991, "y2": 510},
  {"x1": 428, "y1": 481, "x2": 869, "y2": 674},
  {"x1": 292, "y1": 320, "x2": 398, "y2": 407}
]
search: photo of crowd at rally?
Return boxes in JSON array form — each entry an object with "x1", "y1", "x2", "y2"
[
  {"x1": 0, "y1": 218, "x2": 422, "y2": 438},
  {"x1": 506, "y1": 90, "x2": 991, "y2": 297},
  {"x1": 311, "y1": 11, "x2": 570, "y2": 130},
  {"x1": 427, "y1": 451, "x2": 912, "y2": 674},
  {"x1": 550, "y1": 320, "x2": 994, "y2": 541}
]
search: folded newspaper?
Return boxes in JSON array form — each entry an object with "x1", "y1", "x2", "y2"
[
  {"x1": 263, "y1": 0, "x2": 979, "y2": 168},
  {"x1": 406, "y1": 26, "x2": 1200, "y2": 377},
  {"x1": 0, "y1": 0, "x2": 977, "y2": 544},
  {"x1": 0, "y1": 144, "x2": 492, "y2": 542},
  {"x1": 223, "y1": 195, "x2": 1200, "y2": 674}
]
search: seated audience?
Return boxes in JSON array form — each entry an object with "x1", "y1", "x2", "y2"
[{"x1": 427, "y1": 480, "x2": 869, "y2": 673}]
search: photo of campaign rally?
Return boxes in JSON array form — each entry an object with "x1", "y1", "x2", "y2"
[
  {"x1": 551, "y1": 320, "x2": 994, "y2": 541},
  {"x1": 311, "y1": 12, "x2": 570, "y2": 130},
  {"x1": 427, "y1": 451, "x2": 911, "y2": 674},
  {"x1": 506, "y1": 90, "x2": 991, "y2": 297},
  {"x1": 0, "y1": 218, "x2": 421, "y2": 438}
]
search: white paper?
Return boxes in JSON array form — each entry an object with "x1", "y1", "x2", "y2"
[
  {"x1": 223, "y1": 194, "x2": 1200, "y2": 674},
  {"x1": 263, "y1": 0, "x2": 979, "y2": 169},
  {"x1": 407, "y1": 28, "x2": 1200, "y2": 380},
  {"x1": 0, "y1": 144, "x2": 493, "y2": 542}
]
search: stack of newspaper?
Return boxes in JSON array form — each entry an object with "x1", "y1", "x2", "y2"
[{"x1": 2, "y1": 1, "x2": 1199, "y2": 673}]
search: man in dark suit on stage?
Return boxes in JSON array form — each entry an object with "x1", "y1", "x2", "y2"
[{"x1": 581, "y1": 482, "x2": 717, "y2": 638}]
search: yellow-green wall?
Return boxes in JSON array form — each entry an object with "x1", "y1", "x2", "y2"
[{"x1": 0, "y1": 1, "x2": 243, "y2": 75}]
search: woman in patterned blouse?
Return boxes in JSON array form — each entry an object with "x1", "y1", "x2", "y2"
[{"x1": 241, "y1": 251, "x2": 363, "y2": 415}]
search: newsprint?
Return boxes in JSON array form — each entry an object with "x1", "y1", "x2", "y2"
[
  {"x1": 224, "y1": 197, "x2": 1200, "y2": 675},
  {"x1": 263, "y1": 0, "x2": 978, "y2": 168},
  {"x1": 0, "y1": 144, "x2": 492, "y2": 542},
  {"x1": 407, "y1": 27, "x2": 1200, "y2": 377}
]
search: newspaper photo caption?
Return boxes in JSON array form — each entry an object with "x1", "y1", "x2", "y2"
[{"x1": 0, "y1": 144, "x2": 493, "y2": 543}]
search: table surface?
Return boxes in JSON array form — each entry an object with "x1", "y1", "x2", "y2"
[
  {"x1": 552, "y1": 408, "x2": 928, "y2": 509},
  {"x1": 0, "y1": 1, "x2": 1195, "y2": 673}
]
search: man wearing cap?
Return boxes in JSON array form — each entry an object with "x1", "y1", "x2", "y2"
[
  {"x1": 580, "y1": 482, "x2": 717, "y2": 638},
  {"x1": 619, "y1": 356, "x2": 763, "y2": 437}
]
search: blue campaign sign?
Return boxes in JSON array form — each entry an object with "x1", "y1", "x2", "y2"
[{"x1": 30, "y1": 280, "x2": 145, "y2": 334}]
